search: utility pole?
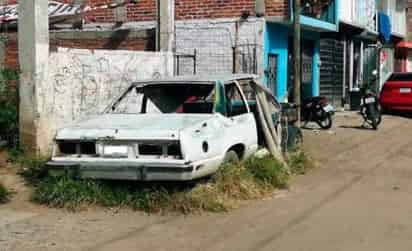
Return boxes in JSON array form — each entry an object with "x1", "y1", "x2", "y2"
[
  {"x1": 18, "y1": 0, "x2": 49, "y2": 154},
  {"x1": 293, "y1": 0, "x2": 301, "y2": 125},
  {"x1": 156, "y1": 0, "x2": 175, "y2": 52}
]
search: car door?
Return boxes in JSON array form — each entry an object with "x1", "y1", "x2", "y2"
[
  {"x1": 223, "y1": 81, "x2": 258, "y2": 154},
  {"x1": 238, "y1": 80, "x2": 284, "y2": 148}
]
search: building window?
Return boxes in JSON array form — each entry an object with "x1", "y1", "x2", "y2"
[{"x1": 301, "y1": 0, "x2": 335, "y2": 23}]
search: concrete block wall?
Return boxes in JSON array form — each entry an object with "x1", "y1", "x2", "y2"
[{"x1": 175, "y1": 18, "x2": 265, "y2": 76}]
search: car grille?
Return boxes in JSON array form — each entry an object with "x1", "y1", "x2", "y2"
[
  {"x1": 137, "y1": 141, "x2": 182, "y2": 159},
  {"x1": 57, "y1": 141, "x2": 97, "y2": 156},
  {"x1": 139, "y1": 144, "x2": 163, "y2": 155}
]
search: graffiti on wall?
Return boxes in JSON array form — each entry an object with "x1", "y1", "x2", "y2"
[{"x1": 41, "y1": 48, "x2": 173, "y2": 134}]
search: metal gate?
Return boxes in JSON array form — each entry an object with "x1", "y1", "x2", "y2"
[
  {"x1": 302, "y1": 40, "x2": 315, "y2": 100},
  {"x1": 234, "y1": 44, "x2": 258, "y2": 74},
  {"x1": 267, "y1": 54, "x2": 278, "y2": 96},
  {"x1": 319, "y1": 39, "x2": 344, "y2": 107},
  {"x1": 174, "y1": 50, "x2": 197, "y2": 76},
  {"x1": 174, "y1": 45, "x2": 258, "y2": 76}
]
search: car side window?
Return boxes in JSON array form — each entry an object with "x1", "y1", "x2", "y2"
[
  {"x1": 112, "y1": 87, "x2": 143, "y2": 114},
  {"x1": 238, "y1": 80, "x2": 256, "y2": 101},
  {"x1": 225, "y1": 83, "x2": 248, "y2": 117}
]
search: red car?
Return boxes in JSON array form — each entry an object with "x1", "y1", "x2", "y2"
[{"x1": 380, "y1": 73, "x2": 412, "y2": 112}]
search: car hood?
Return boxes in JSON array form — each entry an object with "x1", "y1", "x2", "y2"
[{"x1": 55, "y1": 113, "x2": 215, "y2": 141}]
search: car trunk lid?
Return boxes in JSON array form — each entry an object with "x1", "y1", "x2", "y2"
[
  {"x1": 56, "y1": 114, "x2": 213, "y2": 141},
  {"x1": 382, "y1": 80, "x2": 412, "y2": 103}
]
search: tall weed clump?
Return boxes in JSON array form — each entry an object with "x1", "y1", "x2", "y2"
[
  {"x1": 0, "y1": 183, "x2": 10, "y2": 204},
  {"x1": 0, "y1": 69, "x2": 19, "y2": 147}
]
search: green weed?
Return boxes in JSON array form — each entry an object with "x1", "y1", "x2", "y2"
[
  {"x1": 0, "y1": 182, "x2": 10, "y2": 204},
  {"x1": 245, "y1": 156, "x2": 290, "y2": 189},
  {"x1": 287, "y1": 148, "x2": 316, "y2": 175},
  {"x1": 0, "y1": 69, "x2": 19, "y2": 148},
  {"x1": 17, "y1": 155, "x2": 49, "y2": 184}
]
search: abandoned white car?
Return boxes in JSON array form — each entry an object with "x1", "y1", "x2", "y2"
[{"x1": 47, "y1": 74, "x2": 301, "y2": 181}]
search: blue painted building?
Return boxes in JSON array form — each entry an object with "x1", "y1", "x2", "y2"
[{"x1": 262, "y1": 0, "x2": 339, "y2": 102}]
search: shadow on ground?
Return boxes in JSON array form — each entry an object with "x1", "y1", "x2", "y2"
[
  {"x1": 338, "y1": 125, "x2": 375, "y2": 131},
  {"x1": 383, "y1": 111, "x2": 412, "y2": 119}
]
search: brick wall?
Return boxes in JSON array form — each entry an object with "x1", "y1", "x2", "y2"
[
  {"x1": 2, "y1": 0, "x2": 290, "y2": 23},
  {"x1": 2, "y1": 29, "x2": 155, "y2": 70},
  {"x1": 84, "y1": 0, "x2": 115, "y2": 23},
  {"x1": 175, "y1": 0, "x2": 255, "y2": 20},
  {"x1": 127, "y1": 0, "x2": 156, "y2": 22},
  {"x1": 50, "y1": 37, "x2": 153, "y2": 51},
  {"x1": 265, "y1": 0, "x2": 289, "y2": 18},
  {"x1": 82, "y1": 0, "x2": 157, "y2": 23},
  {"x1": 0, "y1": 0, "x2": 156, "y2": 23},
  {"x1": 4, "y1": 39, "x2": 18, "y2": 70}
]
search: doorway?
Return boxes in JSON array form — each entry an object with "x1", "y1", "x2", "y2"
[
  {"x1": 287, "y1": 39, "x2": 315, "y2": 102},
  {"x1": 301, "y1": 40, "x2": 315, "y2": 100},
  {"x1": 267, "y1": 53, "x2": 278, "y2": 97}
]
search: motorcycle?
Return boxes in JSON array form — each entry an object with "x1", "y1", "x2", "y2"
[
  {"x1": 360, "y1": 91, "x2": 381, "y2": 130},
  {"x1": 359, "y1": 70, "x2": 382, "y2": 130},
  {"x1": 301, "y1": 96, "x2": 335, "y2": 129}
]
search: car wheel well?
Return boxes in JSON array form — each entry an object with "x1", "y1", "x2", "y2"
[{"x1": 227, "y1": 144, "x2": 245, "y2": 160}]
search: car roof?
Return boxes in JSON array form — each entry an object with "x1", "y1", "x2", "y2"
[
  {"x1": 132, "y1": 74, "x2": 260, "y2": 86},
  {"x1": 387, "y1": 73, "x2": 412, "y2": 82}
]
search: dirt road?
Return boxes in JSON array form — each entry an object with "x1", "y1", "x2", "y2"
[{"x1": 1, "y1": 113, "x2": 412, "y2": 251}]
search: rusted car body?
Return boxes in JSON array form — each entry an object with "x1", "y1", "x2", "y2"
[{"x1": 47, "y1": 74, "x2": 299, "y2": 181}]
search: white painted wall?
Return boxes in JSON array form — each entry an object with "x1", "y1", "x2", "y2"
[
  {"x1": 407, "y1": 51, "x2": 412, "y2": 72},
  {"x1": 340, "y1": 0, "x2": 354, "y2": 24},
  {"x1": 340, "y1": 0, "x2": 376, "y2": 32},
  {"x1": 37, "y1": 48, "x2": 173, "y2": 152},
  {"x1": 377, "y1": 0, "x2": 406, "y2": 36},
  {"x1": 380, "y1": 47, "x2": 394, "y2": 90},
  {"x1": 390, "y1": 0, "x2": 406, "y2": 35}
]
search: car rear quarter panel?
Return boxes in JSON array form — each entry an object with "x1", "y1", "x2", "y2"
[
  {"x1": 381, "y1": 81, "x2": 412, "y2": 110},
  {"x1": 179, "y1": 113, "x2": 258, "y2": 165}
]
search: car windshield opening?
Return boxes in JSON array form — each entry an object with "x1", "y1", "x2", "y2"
[{"x1": 110, "y1": 83, "x2": 216, "y2": 114}]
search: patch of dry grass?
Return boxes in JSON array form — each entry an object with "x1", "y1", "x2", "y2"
[
  {"x1": 19, "y1": 151, "x2": 314, "y2": 214},
  {"x1": 287, "y1": 148, "x2": 317, "y2": 175}
]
